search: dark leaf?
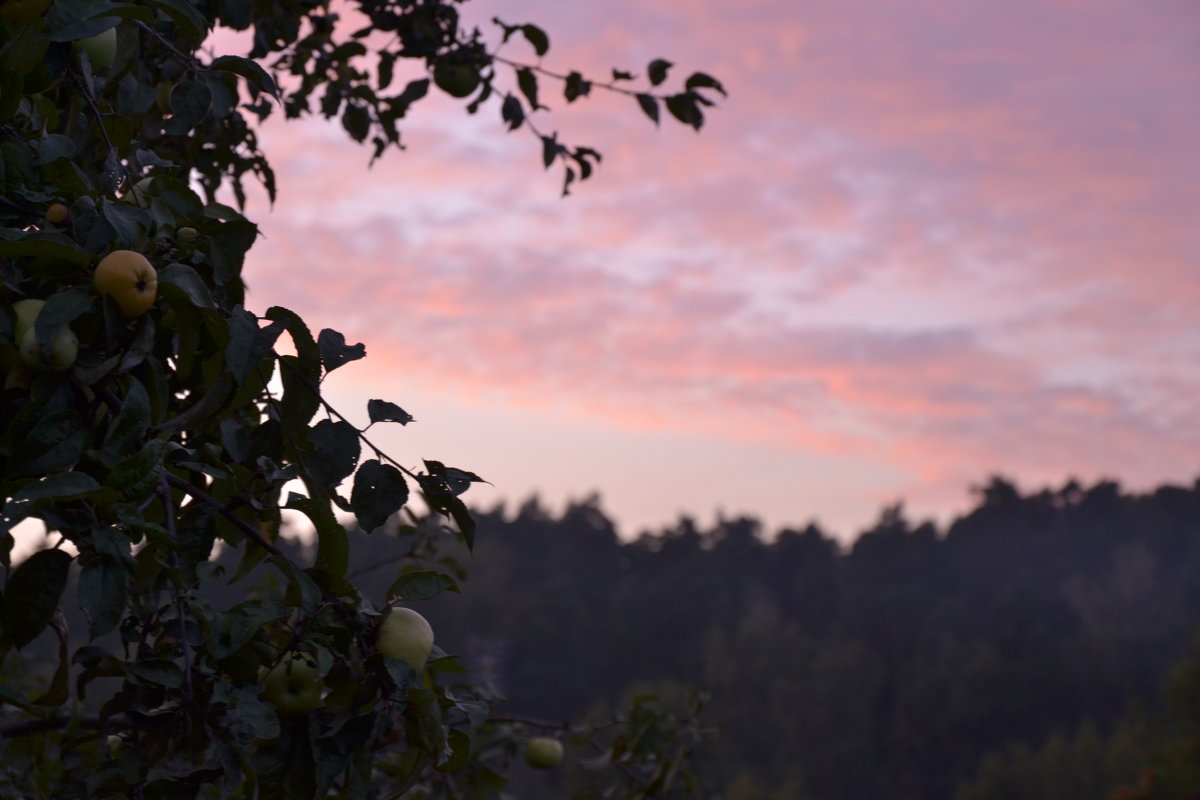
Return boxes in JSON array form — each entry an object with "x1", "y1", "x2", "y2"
[
  {"x1": 647, "y1": 58, "x2": 673, "y2": 86},
  {"x1": 366, "y1": 399, "x2": 413, "y2": 426},
  {"x1": 351, "y1": 460, "x2": 409, "y2": 533},
  {"x1": 317, "y1": 329, "x2": 366, "y2": 373},
  {"x1": 2, "y1": 549, "x2": 72, "y2": 649},
  {"x1": 387, "y1": 570, "x2": 459, "y2": 603},
  {"x1": 636, "y1": 93, "x2": 660, "y2": 125},
  {"x1": 521, "y1": 24, "x2": 550, "y2": 56}
]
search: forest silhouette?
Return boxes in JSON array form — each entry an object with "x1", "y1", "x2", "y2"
[{"x1": 277, "y1": 474, "x2": 1200, "y2": 799}]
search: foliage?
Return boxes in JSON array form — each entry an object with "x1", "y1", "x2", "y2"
[{"x1": 0, "y1": 0, "x2": 722, "y2": 797}]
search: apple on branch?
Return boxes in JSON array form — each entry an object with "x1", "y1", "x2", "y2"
[
  {"x1": 94, "y1": 250, "x2": 157, "y2": 318},
  {"x1": 376, "y1": 606, "x2": 434, "y2": 673},
  {"x1": 262, "y1": 653, "x2": 323, "y2": 715}
]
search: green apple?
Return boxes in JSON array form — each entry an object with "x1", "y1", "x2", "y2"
[
  {"x1": 20, "y1": 324, "x2": 78, "y2": 372},
  {"x1": 433, "y1": 61, "x2": 480, "y2": 99},
  {"x1": 11, "y1": 298, "x2": 44, "y2": 344},
  {"x1": 262, "y1": 653, "x2": 322, "y2": 715},
  {"x1": 376, "y1": 606, "x2": 434, "y2": 672},
  {"x1": 73, "y1": 27, "x2": 117, "y2": 71},
  {"x1": 524, "y1": 737, "x2": 564, "y2": 769},
  {"x1": 177, "y1": 226, "x2": 198, "y2": 242}
]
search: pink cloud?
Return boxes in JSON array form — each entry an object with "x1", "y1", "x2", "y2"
[{"x1": 229, "y1": 0, "x2": 1198, "y2": 536}]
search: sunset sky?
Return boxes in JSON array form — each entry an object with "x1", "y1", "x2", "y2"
[{"x1": 234, "y1": 0, "x2": 1199, "y2": 542}]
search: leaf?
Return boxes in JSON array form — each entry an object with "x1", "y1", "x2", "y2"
[
  {"x1": 317, "y1": 329, "x2": 366, "y2": 373},
  {"x1": 211, "y1": 54, "x2": 279, "y2": 99},
  {"x1": 685, "y1": 71, "x2": 727, "y2": 96},
  {"x1": 126, "y1": 658, "x2": 184, "y2": 688},
  {"x1": 165, "y1": 79, "x2": 214, "y2": 136},
  {"x1": 307, "y1": 419, "x2": 361, "y2": 489},
  {"x1": 521, "y1": 24, "x2": 549, "y2": 56},
  {"x1": 563, "y1": 71, "x2": 591, "y2": 102},
  {"x1": 387, "y1": 570, "x2": 458, "y2": 603},
  {"x1": 647, "y1": 58, "x2": 673, "y2": 86},
  {"x1": 9, "y1": 408, "x2": 89, "y2": 478},
  {"x1": 77, "y1": 556, "x2": 127, "y2": 639},
  {"x1": 665, "y1": 92, "x2": 704, "y2": 130},
  {"x1": 636, "y1": 93, "x2": 660, "y2": 126},
  {"x1": 159, "y1": 262, "x2": 216, "y2": 309},
  {"x1": 516, "y1": 67, "x2": 540, "y2": 110},
  {"x1": 101, "y1": 376, "x2": 151, "y2": 463},
  {"x1": 501, "y1": 94, "x2": 524, "y2": 131},
  {"x1": 0, "y1": 229, "x2": 92, "y2": 266},
  {"x1": 351, "y1": 460, "x2": 409, "y2": 533},
  {"x1": 436, "y1": 729, "x2": 471, "y2": 772},
  {"x1": 2, "y1": 549, "x2": 72, "y2": 649},
  {"x1": 34, "y1": 134, "x2": 77, "y2": 166},
  {"x1": 287, "y1": 494, "x2": 349, "y2": 578},
  {"x1": 226, "y1": 306, "x2": 277, "y2": 385},
  {"x1": 30, "y1": 619, "x2": 69, "y2": 706},
  {"x1": 142, "y1": 0, "x2": 208, "y2": 40},
  {"x1": 366, "y1": 399, "x2": 413, "y2": 426}
]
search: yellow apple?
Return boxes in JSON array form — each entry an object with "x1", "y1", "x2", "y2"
[
  {"x1": 262, "y1": 653, "x2": 323, "y2": 715},
  {"x1": 94, "y1": 250, "x2": 157, "y2": 318},
  {"x1": 524, "y1": 737, "x2": 564, "y2": 769},
  {"x1": 20, "y1": 324, "x2": 78, "y2": 372},
  {"x1": 73, "y1": 27, "x2": 117, "y2": 71},
  {"x1": 376, "y1": 606, "x2": 434, "y2": 672},
  {"x1": 0, "y1": 0, "x2": 51, "y2": 20}
]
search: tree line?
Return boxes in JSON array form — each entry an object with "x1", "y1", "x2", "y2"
[{"x1": 319, "y1": 475, "x2": 1200, "y2": 799}]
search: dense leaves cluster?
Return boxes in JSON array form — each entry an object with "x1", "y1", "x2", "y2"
[{"x1": 0, "y1": 0, "x2": 721, "y2": 797}]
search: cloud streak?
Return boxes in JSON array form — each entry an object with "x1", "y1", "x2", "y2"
[{"x1": 237, "y1": 0, "x2": 1199, "y2": 537}]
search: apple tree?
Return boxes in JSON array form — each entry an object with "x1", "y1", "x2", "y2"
[{"x1": 0, "y1": 0, "x2": 722, "y2": 797}]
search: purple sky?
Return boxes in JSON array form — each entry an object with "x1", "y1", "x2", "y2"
[{"x1": 234, "y1": 0, "x2": 1199, "y2": 541}]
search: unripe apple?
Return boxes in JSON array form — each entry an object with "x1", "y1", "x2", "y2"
[
  {"x1": 433, "y1": 61, "x2": 480, "y2": 98},
  {"x1": 524, "y1": 737, "x2": 564, "y2": 769},
  {"x1": 94, "y1": 250, "x2": 157, "y2": 318},
  {"x1": 11, "y1": 298, "x2": 44, "y2": 344},
  {"x1": 73, "y1": 27, "x2": 117, "y2": 71},
  {"x1": 20, "y1": 324, "x2": 78, "y2": 372},
  {"x1": 177, "y1": 226, "x2": 198, "y2": 242},
  {"x1": 376, "y1": 606, "x2": 434, "y2": 673},
  {"x1": 262, "y1": 653, "x2": 323, "y2": 715}
]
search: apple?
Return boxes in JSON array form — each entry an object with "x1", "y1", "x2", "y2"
[
  {"x1": 45, "y1": 203, "x2": 69, "y2": 226},
  {"x1": 433, "y1": 61, "x2": 480, "y2": 99},
  {"x1": 20, "y1": 324, "x2": 78, "y2": 372},
  {"x1": 523, "y1": 737, "x2": 564, "y2": 769},
  {"x1": 73, "y1": 27, "x2": 117, "y2": 72},
  {"x1": 94, "y1": 250, "x2": 157, "y2": 318},
  {"x1": 262, "y1": 653, "x2": 323, "y2": 715},
  {"x1": 11, "y1": 298, "x2": 44, "y2": 344},
  {"x1": 376, "y1": 606, "x2": 434, "y2": 672},
  {"x1": 0, "y1": 0, "x2": 51, "y2": 20},
  {"x1": 177, "y1": 226, "x2": 198, "y2": 242}
]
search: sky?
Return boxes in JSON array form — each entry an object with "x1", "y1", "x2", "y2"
[{"x1": 229, "y1": 0, "x2": 1199, "y2": 543}]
